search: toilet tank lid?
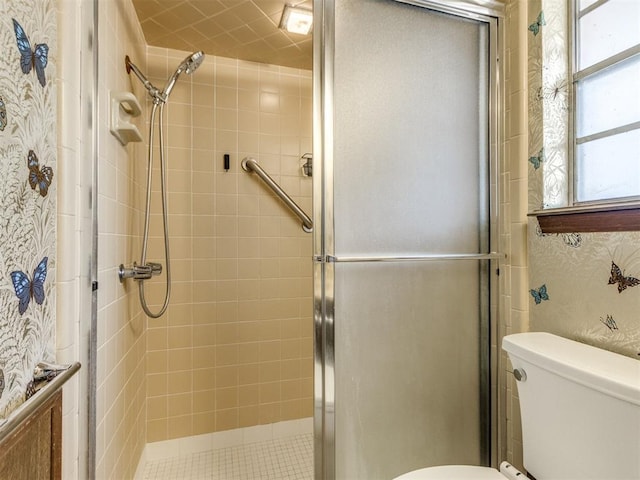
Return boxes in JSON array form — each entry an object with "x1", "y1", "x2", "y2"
[{"x1": 503, "y1": 332, "x2": 640, "y2": 406}]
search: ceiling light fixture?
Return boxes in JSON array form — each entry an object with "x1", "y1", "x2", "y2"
[{"x1": 279, "y1": 4, "x2": 313, "y2": 35}]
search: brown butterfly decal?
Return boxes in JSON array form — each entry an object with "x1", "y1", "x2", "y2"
[
  {"x1": 608, "y1": 261, "x2": 640, "y2": 293},
  {"x1": 27, "y1": 150, "x2": 53, "y2": 197}
]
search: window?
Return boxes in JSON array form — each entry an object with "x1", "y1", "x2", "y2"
[
  {"x1": 533, "y1": 0, "x2": 640, "y2": 233},
  {"x1": 573, "y1": 0, "x2": 640, "y2": 204}
]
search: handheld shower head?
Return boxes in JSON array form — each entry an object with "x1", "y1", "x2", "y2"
[
  {"x1": 183, "y1": 51, "x2": 205, "y2": 75},
  {"x1": 162, "y1": 51, "x2": 205, "y2": 99},
  {"x1": 125, "y1": 51, "x2": 205, "y2": 104}
]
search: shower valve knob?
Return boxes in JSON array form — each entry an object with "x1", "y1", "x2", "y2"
[
  {"x1": 147, "y1": 262, "x2": 163, "y2": 275},
  {"x1": 118, "y1": 262, "x2": 163, "y2": 283}
]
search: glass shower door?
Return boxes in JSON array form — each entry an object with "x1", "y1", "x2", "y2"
[{"x1": 313, "y1": 0, "x2": 500, "y2": 478}]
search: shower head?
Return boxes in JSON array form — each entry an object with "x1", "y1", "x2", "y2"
[
  {"x1": 161, "y1": 51, "x2": 205, "y2": 99},
  {"x1": 182, "y1": 50, "x2": 205, "y2": 75},
  {"x1": 125, "y1": 51, "x2": 205, "y2": 104}
]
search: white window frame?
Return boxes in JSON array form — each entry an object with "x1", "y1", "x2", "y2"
[{"x1": 570, "y1": 0, "x2": 640, "y2": 206}]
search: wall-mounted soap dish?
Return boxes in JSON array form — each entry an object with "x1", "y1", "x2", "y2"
[{"x1": 110, "y1": 91, "x2": 143, "y2": 145}]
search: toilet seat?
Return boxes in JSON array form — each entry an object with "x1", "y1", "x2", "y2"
[
  {"x1": 394, "y1": 462, "x2": 522, "y2": 480},
  {"x1": 394, "y1": 466, "x2": 505, "y2": 479}
]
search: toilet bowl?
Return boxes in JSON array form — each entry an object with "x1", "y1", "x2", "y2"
[{"x1": 393, "y1": 332, "x2": 640, "y2": 480}]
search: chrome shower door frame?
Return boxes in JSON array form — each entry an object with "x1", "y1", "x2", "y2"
[{"x1": 312, "y1": 0, "x2": 503, "y2": 479}]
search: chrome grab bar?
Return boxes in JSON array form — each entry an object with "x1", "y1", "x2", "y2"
[{"x1": 242, "y1": 157, "x2": 313, "y2": 233}]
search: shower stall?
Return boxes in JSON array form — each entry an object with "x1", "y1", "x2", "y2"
[{"x1": 86, "y1": 0, "x2": 502, "y2": 478}]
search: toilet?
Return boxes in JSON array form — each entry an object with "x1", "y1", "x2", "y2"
[{"x1": 395, "y1": 332, "x2": 640, "y2": 479}]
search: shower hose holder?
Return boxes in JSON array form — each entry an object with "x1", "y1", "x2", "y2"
[{"x1": 118, "y1": 262, "x2": 162, "y2": 283}]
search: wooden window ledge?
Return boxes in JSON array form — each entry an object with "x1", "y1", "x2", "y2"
[{"x1": 530, "y1": 203, "x2": 640, "y2": 233}]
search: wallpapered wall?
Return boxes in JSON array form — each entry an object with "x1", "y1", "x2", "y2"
[
  {"x1": 0, "y1": 0, "x2": 56, "y2": 417},
  {"x1": 527, "y1": 0, "x2": 640, "y2": 359}
]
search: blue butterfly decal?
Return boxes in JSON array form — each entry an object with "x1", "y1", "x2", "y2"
[
  {"x1": 528, "y1": 11, "x2": 546, "y2": 36},
  {"x1": 12, "y1": 18, "x2": 49, "y2": 88},
  {"x1": 0, "y1": 96, "x2": 7, "y2": 131},
  {"x1": 10, "y1": 256, "x2": 48, "y2": 315},
  {"x1": 530, "y1": 284, "x2": 549, "y2": 304},
  {"x1": 28, "y1": 150, "x2": 53, "y2": 197},
  {"x1": 529, "y1": 148, "x2": 544, "y2": 170}
]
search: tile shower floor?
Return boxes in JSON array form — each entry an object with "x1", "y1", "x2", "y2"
[{"x1": 141, "y1": 433, "x2": 313, "y2": 480}]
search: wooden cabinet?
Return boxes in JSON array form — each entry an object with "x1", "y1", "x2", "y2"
[{"x1": 0, "y1": 390, "x2": 62, "y2": 479}]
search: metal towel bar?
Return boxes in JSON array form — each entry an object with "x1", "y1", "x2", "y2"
[
  {"x1": 242, "y1": 157, "x2": 313, "y2": 233},
  {"x1": 0, "y1": 362, "x2": 81, "y2": 443}
]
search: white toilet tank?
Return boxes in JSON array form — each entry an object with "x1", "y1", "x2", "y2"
[{"x1": 503, "y1": 332, "x2": 640, "y2": 479}]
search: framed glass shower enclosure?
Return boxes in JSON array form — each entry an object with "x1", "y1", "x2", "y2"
[{"x1": 313, "y1": 0, "x2": 502, "y2": 478}]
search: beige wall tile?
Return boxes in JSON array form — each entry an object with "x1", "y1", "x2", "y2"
[
  {"x1": 147, "y1": 328, "x2": 168, "y2": 351},
  {"x1": 239, "y1": 363, "x2": 260, "y2": 385},
  {"x1": 216, "y1": 408, "x2": 239, "y2": 431},
  {"x1": 167, "y1": 326, "x2": 193, "y2": 349},
  {"x1": 259, "y1": 362, "x2": 281, "y2": 383},
  {"x1": 258, "y1": 402, "x2": 281, "y2": 424},
  {"x1": 167, "y1": 348, "x2": 192, "y2": 371},
  {"x1": 194, "y1": 367, "x2": 217, "y2": 390},
  {"x1": 147, "y1": 373, "x2": 168, "y2": 397},
  {"x1": 216, "y1": 365, "x2": 239, "y2": 388},
  {"x1": 192, "y1": 412, "x2": 217, "y2": 435},
  {"x1": 239, "y1": 406, "x2": 260, "y2": 427},
  {"x1": 193, "y1": 324, "x2": 217, "y2": 346},
  {"x1": 167, "y1": 371, "x2": 193, "y2": 394},
  {"x1": 238, "y1": 343, "x2": 260, "y2": 365},
  {"x1": 147, "y1": 395, "x2": 167, "y2": 421},
  {"x1": 145, "y1": 50, "x2": 313, "y2": 443},
  {"x1": 193, "y1": 390, "x2": 216, "y2": 413},
  {"x1": 147, "y1": 419, "x2": 168, "y2": 443},
  {"x1": 167, "y1": 414, "x2": 193, "y2": 439},
  {"x1": 193, "y1": 346, "x2": 216, "y2": 369},
  {"x1": 216, "y1": 387, "x2": 239, "y2": 409}
]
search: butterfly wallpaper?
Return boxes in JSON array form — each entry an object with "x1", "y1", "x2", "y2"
[
  {"x1": 0, "y1": 0, "x2": 56, "y2": 418},
  {"x1": 528, "y1": 147, "x2": 544, "y2": 170},
  {"x1": 527, "y1": 0, "x2": 640, "y2": 359},
  {"x1": 27, "y1": 149, "x2": 54, "y2": 197},
  {"x1": 12, "y1": 18, "x2": 49, "y2": 88}
]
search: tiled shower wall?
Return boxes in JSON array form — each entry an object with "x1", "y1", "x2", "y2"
[
  {"x1": 57, "y1": 1, "x2": 83, "y2": 477},
  {"x1": 95, "y1": 0, "x2": 148, "y2": 478},
  {"x1": 501, "y1": 0, "x2": 528, "y2": 471},
  {"x1": 142, "y1": 47, "x2": 314, "y2": 443}
]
